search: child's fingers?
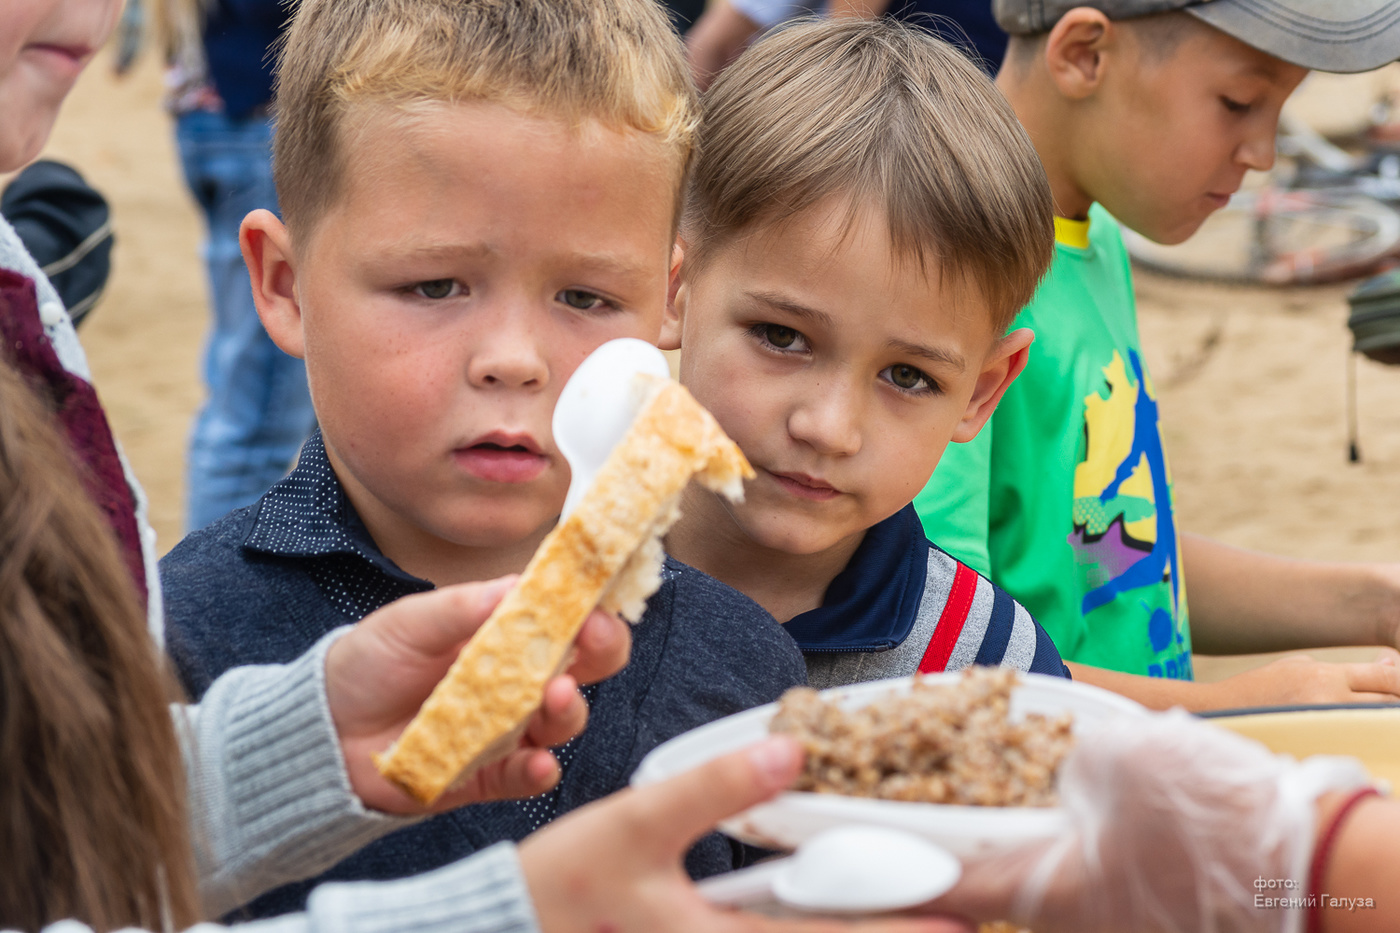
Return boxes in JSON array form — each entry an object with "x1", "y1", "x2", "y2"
[
  {"x1": 428, "y1": 679, "x2": 586, "y2": 810},
  {"x1": 1346, "y1": 693, "x2": 1400, "y2": 704},
  {"x1": 434, "y1": 748, "x2": 562, "y2": 810},
  {"x1": 374, "y1": 577, "x2": 518, "y2": 659},
  {"x1": 527, "y1": 675, "x2": 589, "y2": 749},
  {"x1": 567, "y1": 608, "x2": 631, "y2": 685},
  {"x1": 1375, "y1": 646, "x2": 1400, "y2": 666},
  {"x1": 1344, "y1": 662, "x2": 1400, "y2": 699},
  {"x1": 615, "y1": 736, "x2": 805, "y2": 861},
  {"x1": 481, "y1": 748, "x2": 561, "y2": 802}
]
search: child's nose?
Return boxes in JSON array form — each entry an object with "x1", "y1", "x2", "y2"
[
  {"x1": 788, "y1": 388, "x2": 862, "y2": 457},
  {"x1": 1237, "y1": 125, "x2": 1278, "y2": 173},
  {"x1": 466, "y1": 316, "x2": 548, "y2": 389}
]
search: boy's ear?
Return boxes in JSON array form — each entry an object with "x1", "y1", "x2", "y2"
[
  {"x1": 240, "y1": 209, "x2": 306, "y2": 359},
  {"x1": 951, "y1": 327, "x2": 1033, "y2": 444},
  {"x1": 660, "y1": 239, "x2": 685, "y2": 351},
  {"x1": 1044, "y1": 7, "x2": 1112, "y2": 99}
]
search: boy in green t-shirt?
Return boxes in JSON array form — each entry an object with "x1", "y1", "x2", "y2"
[{"x1": 918, "y1": 0, "x2": 1400, "y2": 710}]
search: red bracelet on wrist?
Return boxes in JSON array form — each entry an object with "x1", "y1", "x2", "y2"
[{"x1": 1305, "y1": 786, "x2": 1381, "y2": 933}]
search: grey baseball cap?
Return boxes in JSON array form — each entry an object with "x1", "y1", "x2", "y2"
[{"x1": 992, "y1": 0, "x2": 1400, "y2": 73}]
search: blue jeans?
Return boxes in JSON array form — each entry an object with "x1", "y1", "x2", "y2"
[{"x1": 176, "y1": 110, "x2": 316, "y2": 532}]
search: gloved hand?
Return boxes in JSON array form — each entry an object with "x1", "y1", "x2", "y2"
[{"x1": 934, "y1": 709, "x2": 1371, "y2": 933}]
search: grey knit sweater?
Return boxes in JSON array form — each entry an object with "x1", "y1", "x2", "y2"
[
  {"x1": 182, "y1": 630, "x2": 543, "y2": 933},
  {"x1": 32, "y1": 631, "x2": 544, "y2": 933}
]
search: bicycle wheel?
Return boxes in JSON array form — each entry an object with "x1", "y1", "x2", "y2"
[{"x1": 1122, "y1": 188, "x2": 1400, "y2": 285}]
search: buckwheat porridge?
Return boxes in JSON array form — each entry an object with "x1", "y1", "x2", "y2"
[{"x1": 768, "y1": 668, "x2": 1073, "y2": 807}]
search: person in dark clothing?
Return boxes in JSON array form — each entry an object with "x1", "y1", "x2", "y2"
[
  {"x1": 830, "y1": 0, "x2": 1006, "y2": 73},
  {"x1": 687, "y1": 0, "x2": 1005, "y2": 91},
  {"x1": 162, "y1": 0, "x2": 318, "y2": 532},
  {"x1": 660, "y1": 0, "x2": 707, "y2": 33}
]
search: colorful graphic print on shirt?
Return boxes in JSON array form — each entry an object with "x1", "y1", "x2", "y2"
[{"x1": 1069, "y1": 349, "x2": 1192, "y2": 679}]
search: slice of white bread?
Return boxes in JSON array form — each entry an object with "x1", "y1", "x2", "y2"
[{"x1": 375, "y1": 376, "x2": 752, "y2": 804}]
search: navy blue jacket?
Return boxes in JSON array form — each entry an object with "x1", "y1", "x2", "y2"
[
  {"x1": 891, "y1": 1, "x2": 1007, "y2": 74},
  {"x1": 202, "y1": 1, "x2": 288, "y2": 118},
  {"x1": 789, "y1": 505, "x2": 1068, "y2": 688},
  {"x1": 162, "y1": 435, "x2": 807, "y2": 918}
]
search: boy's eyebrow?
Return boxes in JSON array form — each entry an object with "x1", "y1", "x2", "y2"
[
  {"x1": 747, "y1": 290, "x2": 835, "y2": 329},
  {"x1": 380, "y1": 242, "x2": 652, "y2": 283},
  {"x1": 386, "y1": 242, "x2": 497, "y2": 262},
  {"x1": 888, "y1": 338, "x2": 966, "y2": 373},
  {"x1": 568, "y1": 251, "x2": 655, "y2": 283}
]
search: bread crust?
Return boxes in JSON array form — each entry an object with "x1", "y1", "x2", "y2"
[{"x1": 375, "y1": 378, "x2": 752, "y2": 804}]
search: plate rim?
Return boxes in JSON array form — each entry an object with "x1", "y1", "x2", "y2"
[{"x1": 632, "y1": 670, "x2": 1143, "y2": 851}]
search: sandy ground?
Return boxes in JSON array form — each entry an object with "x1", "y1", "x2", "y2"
[{"x1": 26, "y1": 54, "x2": 1400, "y2": 681}]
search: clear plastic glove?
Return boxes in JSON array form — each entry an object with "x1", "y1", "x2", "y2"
[{"x1": 935, "y1": 710, "x2": 1371, "y2": 933}]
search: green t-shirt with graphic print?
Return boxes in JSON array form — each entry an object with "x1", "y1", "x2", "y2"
[{"x1": 915, "y1": 204, "x2": 1192, "y2": 679}]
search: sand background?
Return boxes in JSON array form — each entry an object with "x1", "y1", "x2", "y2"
[{"x1": 22, "y1": 53, "x2": 1400, "y2": 682}]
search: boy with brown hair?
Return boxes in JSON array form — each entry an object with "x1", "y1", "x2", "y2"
[
  {"x1": 159, "y1": 0, "x2": 807, "y2": 917},
  {"x1": 664, "y1": 17, "x2": 1069, "y2": 686},
  {"x1": 917, "y1": 0, "x2": 1400, "y2": 710}
]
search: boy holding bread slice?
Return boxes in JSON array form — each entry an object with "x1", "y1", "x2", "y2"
[
  {"x1": 663, "y1": 17, "x2": 1070, "y2": 688},
  {"x1": 158, "y1": 0, "x2": 807, "y2": 918}
]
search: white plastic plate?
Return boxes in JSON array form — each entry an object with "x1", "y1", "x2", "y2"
[{"x1": 632, "y1": 671, "x2": 1146, "y2": 856}]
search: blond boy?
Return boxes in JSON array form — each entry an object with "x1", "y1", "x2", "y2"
[
  {"x1": 664, "y1": 18, "x2": 1070, "y2": 686},
  {"x1": 160, "y1": 0, "x2": 805, "y2": 916},
  {"x1": 919, "y1": 0, "x2": 1400, "y2": 709}
]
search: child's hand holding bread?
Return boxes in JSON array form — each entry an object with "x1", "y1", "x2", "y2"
[
  {"x1": 375, "y1": 371, "x2": 753, "y2": 805},
  {"x1": 325, "y1": 578, "x2": 630, "y2": 815}
]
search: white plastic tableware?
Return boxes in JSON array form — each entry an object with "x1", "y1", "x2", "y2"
[
  {"x1": 552, "y1": 338, "x2": 672, "y2": 519},
  {"x1": 633, "y1": 672, "x2": 1146, "y2": 856},
  {"x1": 698, "y1": 825, "x2": 962, "y2": 914}
]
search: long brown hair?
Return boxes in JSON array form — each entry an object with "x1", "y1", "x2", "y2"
[{"x1": 0, "y1": 359, "x2": 200, "y2": 932}]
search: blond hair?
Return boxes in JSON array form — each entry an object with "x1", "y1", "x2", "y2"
[
  {"x1": 686, "y1": 17, "x2": 1054, "y2": 331},
  {"x1": 272, "y1": 0, "x2": 698, "y2": 237}
]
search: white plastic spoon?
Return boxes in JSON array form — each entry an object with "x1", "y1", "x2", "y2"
[
  {"x1": 553, "y1": 338, "x2": 673, "y2": 519},
  {"x1": 698, "y1": 825, "x2": 962, "y2": 914}
]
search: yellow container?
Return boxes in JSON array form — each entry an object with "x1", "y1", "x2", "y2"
[{"x1": 1205, "y1": 705, "x2": 1400, "y2": 788}]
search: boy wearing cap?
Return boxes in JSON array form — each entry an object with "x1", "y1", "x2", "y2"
[{"x1": 917, "y1": 0, "x2": 1400, "y2": 710}]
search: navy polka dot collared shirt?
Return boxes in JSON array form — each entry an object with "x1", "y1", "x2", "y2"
[{"x1": 161, "y1": 430, "x2": 808, "y2": 920}]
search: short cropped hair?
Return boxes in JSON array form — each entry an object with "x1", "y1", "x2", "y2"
[
  {"x1": 686, "y1": 18, "x2": 1053, "y2": 331},
  {"x1": 273, "y1": 0, "x2": 698, "y2": 237},
  {"x1": 1004, "y1": 10, "x2": 1201, "y2": 73}
]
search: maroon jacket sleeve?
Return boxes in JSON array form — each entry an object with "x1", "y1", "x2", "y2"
[{"x1": 0, "y1": 267, "x2": 147, "y2": 607}]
